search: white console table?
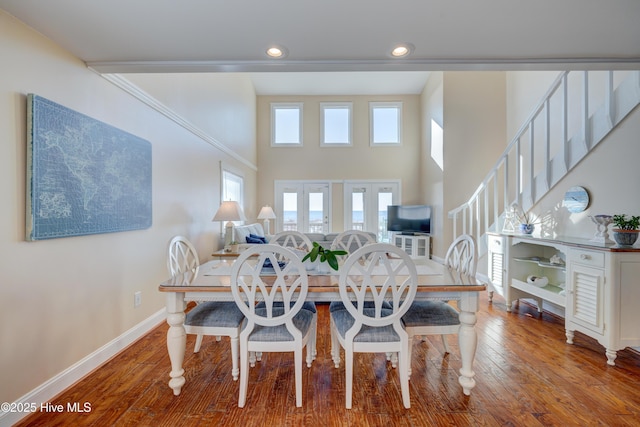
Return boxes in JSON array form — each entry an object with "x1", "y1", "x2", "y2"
[
  {"x1": 487, "y1": 232, "x2": 640, "y2": 366},
  {"x1": 392, "y1": 233, "x2": 430, "y2": 259}
]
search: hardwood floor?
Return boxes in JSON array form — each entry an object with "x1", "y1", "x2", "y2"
[{"x1": 17, "y1": 296, "x2": 640, "y2": 426}]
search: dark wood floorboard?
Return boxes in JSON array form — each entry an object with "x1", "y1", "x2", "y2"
[{"x1": 15, "y1": 295, "x2": 640, "y2": 426}]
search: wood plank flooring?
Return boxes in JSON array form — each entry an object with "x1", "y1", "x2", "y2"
[{"x1": 16, "y1": 296, "x2": 640, "y2": 426}]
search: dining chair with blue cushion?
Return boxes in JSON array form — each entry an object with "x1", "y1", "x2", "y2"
[
  {"x1": 230, "y1": 244, "x2": 314, "y2": 407},
  {"x1": 402, "y1": 234, "x2": 477, "y2": 376},
  {"x1": 267, "y1": 230, "x2": 317, "y2": 358},
  {"x1": 167, "y1": 236, "x2": 245, "y2": 380},
  {"x1": 329, "y1": 243, "x2": 418, "y2": 409},
  {"x1": 328, "y1": 230, "x2": 379, "y2": 313},
  {"x1": 168, "y1": 235, "x2": 208, "y2": 351}
]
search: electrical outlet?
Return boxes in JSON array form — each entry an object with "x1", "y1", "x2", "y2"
[{"x1": 134, "y1": 291, "x2": 142, "y2": 308}]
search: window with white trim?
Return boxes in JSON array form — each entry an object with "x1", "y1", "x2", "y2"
[
  {"x1": 271, "y1": 102, "x2": 303, "y2": 146},
  {"x1": 431, "y1": 118, "x2": 444, "y2": 170},
  {"x1": 320, "y1": 102, "x2": 352, "y2": 146},
  {"x1": 222, "y1": 170, "x2": 243, "y2": 205},
  {"x1": 370, "y1": 101, "x2": 402, "y2": 145},
  {"x1": 221, "y1": 165, "x2": 244, "y2": 225}
]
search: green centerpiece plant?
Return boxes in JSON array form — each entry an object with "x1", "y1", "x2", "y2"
[{"x1": 301, "y1": 242, "x2": 347, "y2": 271}]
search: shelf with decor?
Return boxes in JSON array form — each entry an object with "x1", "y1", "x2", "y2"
[
  {"x1": 487, "y1": 231, "x2": 640, "y2": 366},
  {"x1": 508, "y1": 239, "x2": 567, "y2": 311}
]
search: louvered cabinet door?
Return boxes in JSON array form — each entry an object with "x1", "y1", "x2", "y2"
[
  {"x1": 567, "y1": 261, "x2": 605, "y2": 336},
  {"x1": 487, "y1": 234, "x2": 506, "y2": 303}
]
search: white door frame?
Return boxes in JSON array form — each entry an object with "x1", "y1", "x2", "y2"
[
  {"x1": 343, "y1": 180, "x2": 401, "y2": 241},
  {"x1": 274, "y1": 181, "x2": 332, "y2": 233}
]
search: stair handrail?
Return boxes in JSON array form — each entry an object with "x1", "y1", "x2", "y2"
[
  {"x1": 449, "y1": 71, "x2": 568, "y2": 217},
  {"x1": 448, "y1": 70, "x2": 639, "y2": 254}
]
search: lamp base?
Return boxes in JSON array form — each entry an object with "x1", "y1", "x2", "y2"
[
  {"x1": 224, "y1": 222, "x2": 235, "y2": 246},
  {"x1": 262, "y1": 219, "x2": 270, "y2": 235}
]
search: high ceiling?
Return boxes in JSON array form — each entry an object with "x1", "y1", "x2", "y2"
[{"x1": 2, "y1": 0, "x2": 639, "y2": 94}]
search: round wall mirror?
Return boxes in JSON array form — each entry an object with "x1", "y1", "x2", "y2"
[{"x1": 564, "y1": 186, "x2": 589, "y2": 213}]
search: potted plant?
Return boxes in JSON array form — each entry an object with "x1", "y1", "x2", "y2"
[
  {"x1": 512, "y1": 204, "x2": 538, "y2": 235},
  {"x1": 612, "y1": 214, "x2": 640, "y2": 246},
  {"x1": 301, "y1": 242, "x2": 347, "y2": 272},
  {"x1": 226, "y1": 241, "x2": 240, "y2": 253}
]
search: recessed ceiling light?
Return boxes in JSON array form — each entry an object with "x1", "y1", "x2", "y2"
[
  {"x1": 266, "y1": 45, "x2": 288, "y2": 59},
  {"x1": 390, "y1": 43, "x2": 414, "y2": 58}
]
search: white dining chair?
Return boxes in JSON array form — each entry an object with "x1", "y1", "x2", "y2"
[
  {"x1": 330, "y1": 229, "x2": 375, "y2": 259},
  {"x1": 329, "y1": 243, "x2": 418, "y2": 409},
  {"x1": 328, "y1": 230, "x2": 379, "y2": 313},
  {"x1": 167, "y1": 236, "x2": 245, "y2": 380},
  {"x1": 167, "y1": 235, "x2": 205, "y2": 351},
  {"x1": 167, "y1": 235, "x2": 200, "y2": 278},
  {"x1": 402, "y1": 234, "x2": 477, "y2": 376},
  {"x1": 269, "y1": 230, "x2": 313, "y2": 251},
  {"x1": 230, "y1": 244, "x2": 315, "y2": 408},
  {"x1": 268, "y1": 230, "x2": 317, "y2": 359}
]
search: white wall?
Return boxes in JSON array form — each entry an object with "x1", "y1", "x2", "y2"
[
  {"x1": 124, "y1": 73, "x2": 257, "y2": 166},
  {"x1": 420, "y1": 72, "x2": 445, "y2": 256},
  {"x1": 441, "y1": 72, "x2": 507, "y2": 257},
  {"x1": 506, "y1": 71, "x2": 559, "y2": 138},
  {"x1": 505, "y1": 71, "x2": 640, "y2": 238},
  {"x1": 255, "y1": 94, "x2": 423, "y2": 232},
  {"x1": 0, "y1": 11, "x2": 256, "y2": 404}
]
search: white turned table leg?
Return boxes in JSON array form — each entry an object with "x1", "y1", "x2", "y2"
[
  {"x1": 457, "y1": 292, "x2": 479, "y2": 395},
  {"x1": 166, "y1": 292, "x2": 186, "y2": 395},
  {"x1": 458, "y1": 309, "x2": 477, "y2": 395}
]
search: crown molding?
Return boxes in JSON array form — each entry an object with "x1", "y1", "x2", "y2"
[
  {"x1": 97, "y1": 72, "x2": 257, "y2": 171},
  {"x1": 87, "y1": 57, "x2": 640, "y2": 74}
]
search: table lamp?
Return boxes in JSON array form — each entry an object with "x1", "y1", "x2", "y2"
[
  {"x1": 257, "y1": 205, "x2": 276, "y2": 235},
  {"x1": 212, "y1": 201, "x2": 246, "y2": 246}
]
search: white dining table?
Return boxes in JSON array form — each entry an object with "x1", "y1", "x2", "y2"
[{"x1": 158, "y1": 257, "x2": 486, "y2": 397}]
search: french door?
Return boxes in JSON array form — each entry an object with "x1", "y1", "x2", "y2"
[
  {"x1": 344, "y1": 181, "x2": 400, "y2": 242},
  {"x1": 275, "y1": 181, "x2": 330, "y2": 234}
]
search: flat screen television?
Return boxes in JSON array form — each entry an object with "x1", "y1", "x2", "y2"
[{"x1": 387, "y1": 205, "x2": 431, "y2": 235}]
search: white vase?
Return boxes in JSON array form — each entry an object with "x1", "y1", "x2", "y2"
[
  {"x1": 304, "y1": 259, "x2": 318, "y2": 271},
  {"x1": 316, "y1": 262, "x2": 332, "y2": 274}
]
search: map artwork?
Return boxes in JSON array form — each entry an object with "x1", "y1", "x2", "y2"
[{"x1": 26, "y1": 94, "x2": 152, "y2": 240}]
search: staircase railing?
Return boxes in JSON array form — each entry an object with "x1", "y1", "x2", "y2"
[{"x1": 448, "y1": 70, "x2": 640, "y2": 256}]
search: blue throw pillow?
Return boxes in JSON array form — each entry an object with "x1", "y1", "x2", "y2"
[
  {"x1": 246, "y1": 236, "x2": 266, "y2": 244},
  {"x1": 249, "y1": 233, "x2": 268, "y2": 243}
]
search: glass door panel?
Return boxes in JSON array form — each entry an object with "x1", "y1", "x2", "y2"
[
  {"x1": 351, "y1": 189, "x2": 365, "y2": 231},
  {"x1": 282, "y1": 191, "x2": 299, "y2": 231},
  {"x1": 344, "y1": 181, "x2": 399, "y2": 242},
  {"x1": 275, "y1": 181, "x2": 330, "y2": 234},
  {"x1": 304, "y1": 184, "x2": 329, "y2": 233},
  {"x1": 376, "y1": 188, "x2": 394, "y2": 242}
]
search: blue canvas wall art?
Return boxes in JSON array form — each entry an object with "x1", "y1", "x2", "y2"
[{"x1": 26, "y1": 94, "x2": 152, "y2": 240}]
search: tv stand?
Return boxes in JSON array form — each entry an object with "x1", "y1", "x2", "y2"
[{"x1": 392, "y1": 233, "x2": 430, "y2": 259}]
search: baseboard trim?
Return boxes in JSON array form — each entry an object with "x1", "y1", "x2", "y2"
[
  {"x1": 431, "y1": 255, "x2": 444, "y2": 264},
  {"x1": 1, "y1": 308, "x2": 166, "y2": 426},
  {"x1": 475, "y1": 273, "x2": 490, "y2": 288}
]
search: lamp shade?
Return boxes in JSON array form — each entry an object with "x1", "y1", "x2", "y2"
[
  {"x1": 257, "y1": 205, "x2": 276, "y2": 220},
  {"x1": 212, "y1": 201, "x2": 246, "y2": 222}
]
